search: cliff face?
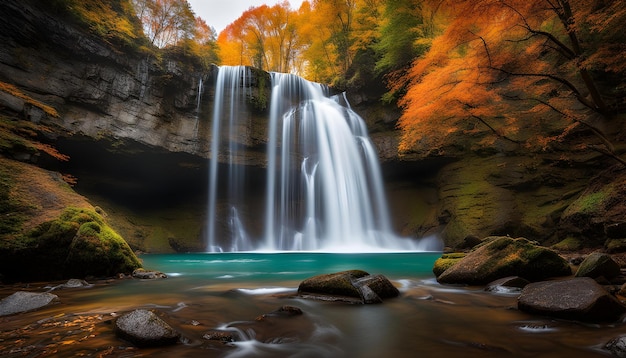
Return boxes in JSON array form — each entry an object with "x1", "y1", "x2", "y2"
[{"x1": 0, "y1": 0, "x2": 217, "y2": 159}]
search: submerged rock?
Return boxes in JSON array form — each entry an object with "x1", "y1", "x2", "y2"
[
  {"x1": 518, "y1": 277, "x2": 626, "y2": 322},
  {"x1": 297, "y1": 270, "x2": 399, "y2": 304},
  {"x1": 203, "y1": 330, "x2": 240, "y2": 343},
  {"x1": 0, "y1": 291, "x2": 59, "y2": 316},
  {"x1": 436, "y1": 237, "x2": 571, "y2": 285},
  {"x1": 115, "y1": 309, "x2": 180, "y2": 347},
  {"x1": 575, "y1": 252, "x2": 620, "y2": 280}
]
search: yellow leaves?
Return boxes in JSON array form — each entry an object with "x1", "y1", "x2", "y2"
[{"x1": 68, "y1": 0, "x2": 140, "y2": 45}]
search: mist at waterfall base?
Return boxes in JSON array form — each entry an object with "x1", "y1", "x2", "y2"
[{"x1": 205, "y1": 66, "x2": 441, "y2": 252}]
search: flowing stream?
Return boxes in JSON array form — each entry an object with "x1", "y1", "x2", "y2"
[{"x1": 0, "y1": 253, "x2": 618, "y2": 357}]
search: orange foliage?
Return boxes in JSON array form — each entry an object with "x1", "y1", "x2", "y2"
[
  {"x1": 218, "y1": 2, "x2": 304, "y2": 73},
  {"x1": 395, "y1": 0, "x2": 626, "y2": 157}
]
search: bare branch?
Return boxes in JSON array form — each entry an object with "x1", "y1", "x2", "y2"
[{"x1": 471, "y1": 115, "x2": 521, "y2": 144}]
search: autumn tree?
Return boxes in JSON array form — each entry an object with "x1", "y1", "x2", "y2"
[
  {"x1": 395, "y1": 0, "x2": 626, "y2": 163},
  {"x1": 46, "y1": 0, "x2": 144, "y2": 49},
  {"x1": 218, "y1": 16, "x2": 253, "y2": 67},
  {"x1": 132, "y1": 0, "x2": 195, "y2": 48},
  {"x1": 299, "y1": 0, "x2": 358, "y2": 84},
  {"x1": 218, "y1": 2, "x2": 304, "y2": 73}
]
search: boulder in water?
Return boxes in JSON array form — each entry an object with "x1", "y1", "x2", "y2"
[
  {"x1": 297, "y1": 270, "x2": 398, "y2": 304},
  {"x1": 432, "y1": 253, "x2": 465, "y2": 277},
  {"x1": 49, "y1": 278, "x2": 92, "y2": 291},
  {"x1": 518, "y1": 277, "x2": 626, "y2": 322},
  {"x1": 115, "y1": 309, "x2": 180, "y2": 347},
  {"x1": 437, "y1": 237, "x2": 571, "y2": 285},
  {"x1": 575, "y1": 252, "x2": 620, "y2": 280},
  {"x1": 132, "y1": 268, "x2": 167, "y2": 279},
  {"x1": 0, "y1": 291, "x2": 59, "y2": 316}
]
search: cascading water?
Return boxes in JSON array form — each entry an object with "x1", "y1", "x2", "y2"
[{"x1": 206, "y1": 66, "x2": 439, "y2": 252}]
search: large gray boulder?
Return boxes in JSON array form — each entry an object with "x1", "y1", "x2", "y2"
[
  {"x1": 115, "y1": 309, "x2": 180, "y2": 347},
  {"x1": 518, "y1": 277, "x2": 626, "y2": 322},
  {"x1": 0, "y1": 291, "x2": 59, "y2": 316},
  {"x1": 575, "y1": 252, "x2": 621, "y2": 279},
  {"x1": 437, "y1": 237, "x2": 571, "y2": 285}
]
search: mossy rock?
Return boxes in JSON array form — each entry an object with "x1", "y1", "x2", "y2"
[
  {"x1": 605, "y1": 238, "x2": 626, "y2": 253},
  {"x1": 437, "y1": 236, "x2": 571, "y2": 285},
  {"x1": 552, "y1": 237, "x2": 583, "y2": 251},
  {"x1": 575, "y1": 252, "x2": 620, "y2": 279},
  {"x1": 0, "y1": 207, "x2": 141, "y2": 282},
  {"x1": 433, "y1": 253, "x2": 465, "y2": 277},
  {"x1": 298, "y1": 270, "x2": 370, "y2": 298}
]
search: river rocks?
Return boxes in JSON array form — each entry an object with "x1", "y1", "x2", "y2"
[
  {"x1": 518, "y1": 277, "x2": 626, "y2": 322},
  {"x1": 203, "y1": 330, "x2": 240, "y2": 343},
  {"x1": 559, "y1": 166, "x2": 626, "y2": 247},
  {"x1": 49, "y1": 279, "x2": 92, "y2": 291},
  {"x1": 297, "y1": 270, "x2": 399, "y2": 304},
  {"x1": 436, "y1": 237, "x2": 571, "y2": 285},
  {"x1": 115, "y1": 309, "x2": 180, "y2": 347},
  {"x1": 575, "y1": 252, "x2": 621, "y2": 280},
  {"x1": 132, "y1": 268, "x2": 168, "y2": 279},
  {"x1": 605, "y1": 335, "x2": 626, "y2": 357},
  {"x1": 0, "y1": 291, "x2": 59, "y2": 316}
]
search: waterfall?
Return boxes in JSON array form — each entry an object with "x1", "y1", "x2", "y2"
[
  {"x1": 206, "y1": 66, "x2": 438, "y2": 252},
  {"x1": 206, "y1": 66, "x2": 252, "y2": 252}
]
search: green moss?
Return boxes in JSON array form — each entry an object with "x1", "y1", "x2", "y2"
[
  {"x1": 605, "y1": 238, "x2": 626, "y2": 253},
  {"x1": 0, "y1": 164, "x2": 26, "y2": 239},
  {"x1": 566, "y1": 187, "x2": 612, "y2": 216},
  {"x1": 0, "y1": 207, "x2": 141, "y2": 282},
  {"x1": 576, "y1": 191, "x2": 608, "y2": 214},
  {"x1": 552, "y1": 236, "x2": 583, "y2": 251},
  {"x1": 433, "y1": 253, "x2": 465, "y2": 277}
]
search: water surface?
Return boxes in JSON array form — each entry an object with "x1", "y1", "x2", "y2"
[{"x1": 0, "y1": 253, "x2": 620, "y2": 357}]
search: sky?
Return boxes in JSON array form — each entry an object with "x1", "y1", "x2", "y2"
[{"x1": 187, "y1": 0, "x2": 306, "y2": 35}]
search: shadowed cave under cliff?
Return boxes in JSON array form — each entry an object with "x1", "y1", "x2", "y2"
[{"x1": 46, "y1": 135, "x2": 439, "y2": 253}]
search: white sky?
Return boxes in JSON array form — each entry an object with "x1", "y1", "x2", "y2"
[{"x1": 187, "y1": 0, "x2": 306, "y2": 35}]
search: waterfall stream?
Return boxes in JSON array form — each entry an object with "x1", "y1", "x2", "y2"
[{"x1": 206, "y1": 66, "x2": 439, "y2": 252}]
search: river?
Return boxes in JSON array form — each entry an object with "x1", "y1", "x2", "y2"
[{"x1": 0, "y1": 252, "x2": 621, "y2": 357}]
